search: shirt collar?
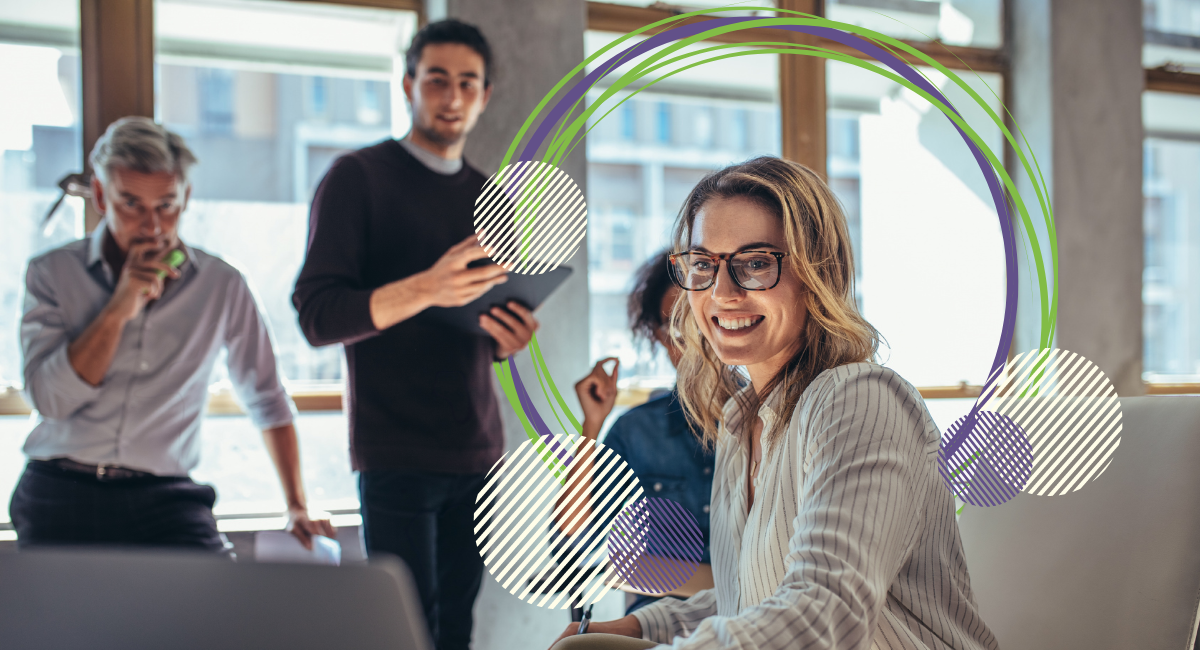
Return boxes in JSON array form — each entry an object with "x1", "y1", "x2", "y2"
[
  {"x1": 723, "y1": 380, "x2": 786, "y2": 444},
  {"x1": 757, "y1": 382, "x2": 786, "y2": 439}
]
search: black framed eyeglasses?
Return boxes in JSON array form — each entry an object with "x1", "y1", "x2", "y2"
[{"x1": 667, "y1": 250, "x2": 788, "y2": 292}]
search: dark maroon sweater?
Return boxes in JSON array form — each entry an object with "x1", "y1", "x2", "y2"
[{"x1": 292, "y1": 140, "x2": 502, "y2": 473}]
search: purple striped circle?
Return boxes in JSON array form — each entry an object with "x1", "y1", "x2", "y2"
[
  {"x1": 939, "y1": 411, "x2": 1033, "y2": 507},
  {"x1": 608, "y1": 498, "x2": 703, "y2": 594}
]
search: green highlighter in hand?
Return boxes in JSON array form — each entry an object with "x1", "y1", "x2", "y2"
[{"x1": 157, "y1": 249, "x2": 186, "y2": 278}]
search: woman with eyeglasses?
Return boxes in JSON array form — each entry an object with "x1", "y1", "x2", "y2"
[{"x1": 549, "y1": 157, "x2": 997, "y2": 650}]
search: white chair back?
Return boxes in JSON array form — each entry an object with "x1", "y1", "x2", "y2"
[{"x1": 959, "y1": 395, "x2": 1200, "y2": 650}]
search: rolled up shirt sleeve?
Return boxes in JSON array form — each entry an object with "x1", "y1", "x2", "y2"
[
  {"x1": 20, "y1": 259, "x2": 102, "y2": 419},
  {"x1": 633, "y1": 588, "x2": 719, "y2": 644},
  {"x1": 224, "y1": 271, "x2": 295, "y2": 430}
]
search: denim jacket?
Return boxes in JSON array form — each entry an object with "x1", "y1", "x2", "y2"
[
  {"x1": 602, "y1": 390, "x2": 716, "y2": 565},
  {"x1": 548, "y1": 390, "x2": 716, "y2": 613}
]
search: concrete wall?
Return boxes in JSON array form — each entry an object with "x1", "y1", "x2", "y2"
[
  {"x1": 1012, "y1": 0, "x2": 1145, "y2": 394},
  {"x1": 427, "y1": 1, "x2": 605, "y2": 648}
]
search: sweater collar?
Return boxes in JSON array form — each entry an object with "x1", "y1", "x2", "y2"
[{"x1": 398, "y1": 135, "x2": 463, "y2": 175}]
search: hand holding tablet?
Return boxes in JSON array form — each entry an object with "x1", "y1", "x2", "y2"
[{"x1": 424, "y1": 266, "x2": 572, "y2": 338}]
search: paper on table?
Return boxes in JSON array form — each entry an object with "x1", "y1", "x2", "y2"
[{"x1": 254, "y1": 530, "x2": 341, "y2": 566}]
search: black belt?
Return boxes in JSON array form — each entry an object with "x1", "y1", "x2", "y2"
[{"x1": 34, "y1": 458, "x2": 159, "y2": 481}]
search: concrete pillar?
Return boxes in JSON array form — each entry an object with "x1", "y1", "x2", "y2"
[
  {"x1": 426, "y1": 1, "x2": 611, "y2": 647},
  {"x1": 1011, "y1": 0, "x2": 1144, "y2": 395},
  {"x1": 432, "y1": 0, "x2": 592, "y2": 446}
]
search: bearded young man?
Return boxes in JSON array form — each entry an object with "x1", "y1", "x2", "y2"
[{"x1": 292, "y1": 19, "x2": 535, "y2": 650}]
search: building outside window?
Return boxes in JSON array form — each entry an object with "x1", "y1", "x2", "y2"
[
  {"x1": 585, "y1": 31, "x2": 782, "y2": 394},
  {"x1": 197, "y1": 68, "x2": 235, "y2": 135},
  {"x1": 655, "y1": 101, "x2": 672, "y2": 144},
  {"x1": 1142, "y1": 0, "x2": 1200, "y2": 382},
  {"x1": 1142, "y1": 93, "x2": 1200, "y2": 381},
  {"x1": 826, "y1": 58, "x2": 1006, "y2": 389}
]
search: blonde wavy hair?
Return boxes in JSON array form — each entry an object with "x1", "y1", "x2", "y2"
[{"x1": 670, "y1": 156, "x2": 881, "y2": 449}]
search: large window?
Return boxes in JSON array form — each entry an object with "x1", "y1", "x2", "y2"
[
  {"x1": 0, "y1": 2, "x2": 83, "y2": 391},
  {"x1": 826, "y1": 0, "x2": 1002, "y2": 49},
  {"x1": 1142, "y1": 0, "x2": 1200, "y2": 386},
  {"x1": 157, "y1": 0, "x2": 415, "y2": 389},
  {"x1": 827, "y1": 61, "x2": 1006, "y2": 388},
  {"x1": 1143, "y1": 92, "x2": 1200, "y2": 382},
  {"x1": 153, "y1": 0, "x2": 415, "y2": 519},
  {"x1": 0, "y1": 1, "x2": 84, "y2": 535},
  {"x1": 584, "y1": 31, "x2": 781, "y2": 394}
]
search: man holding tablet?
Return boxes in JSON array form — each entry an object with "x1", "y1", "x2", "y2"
[{"x1": 292, "y1": 19, "x2": 535, "y2": 650}]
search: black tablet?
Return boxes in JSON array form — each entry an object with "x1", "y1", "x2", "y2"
[{"x1": 424, "y1": 266, "x2": 573, "y2": 337}]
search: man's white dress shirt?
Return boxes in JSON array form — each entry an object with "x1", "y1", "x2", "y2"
[{"x1": 20, "y1": 222, "x2": 294, "y2": 476}]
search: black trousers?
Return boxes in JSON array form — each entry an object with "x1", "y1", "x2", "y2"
[
  {"x1": 359, "y1": 469, "x2": 487, "y2": 650},
  {"x1": 9, "y1": 461, "x2": 227, "y2": 552}
]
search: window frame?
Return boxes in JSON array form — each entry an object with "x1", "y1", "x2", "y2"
[{"x1": 1140, "y1": 7, "x2": 1200, "y2": 393}]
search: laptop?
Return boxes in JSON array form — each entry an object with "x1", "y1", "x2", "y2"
[{"x1": 0, "y1": 548, "x2": 432, "y2": 650}]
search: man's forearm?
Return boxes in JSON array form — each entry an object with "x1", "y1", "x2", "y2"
[
  {"x1": 67, "y1": 307, "x2": 128, "y2": 386},
  {"x1": 262, "y1": 424, "x2": 307, "y2": 510},
  {"x1": 369, "y1": 272, "x2": 434, "y2": 331}
]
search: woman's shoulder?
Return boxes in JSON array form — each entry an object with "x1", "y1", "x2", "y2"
[
  {"x1": 806, "y1": 362, "x2": 921, "y2": 403},
  {"x1": 603, "y1": 393, "x2": 676, "y2": 448},
  {"x1": 792, "y1": 362, "x2": 929, "y2": 436}
]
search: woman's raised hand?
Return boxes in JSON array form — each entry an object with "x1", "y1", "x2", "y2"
[{"x1": 574, "y1": 357, "x2": 619, "y2": 440}]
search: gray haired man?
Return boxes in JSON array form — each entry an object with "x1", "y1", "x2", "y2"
[{"x1": 12, "y1": 116, "x2": 334, "y2": 551}]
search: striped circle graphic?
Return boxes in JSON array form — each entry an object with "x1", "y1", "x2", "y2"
[
  {"x1": 608, "y1": 498, "x2": 702, "y2": 594},
  {"x1": 474, "y1": 433, "x2": 642, "y2": 608},
  {"x1": 985, "y1": 348, "x2": 1123, "y2": 495},
  {"x1": 939, "y1": 411, "x2": 1033, "y2": 507},
  {"x1": 474, "y1": 161, "x2": 587, "y2": 275}
]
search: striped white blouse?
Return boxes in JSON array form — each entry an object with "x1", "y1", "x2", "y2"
[{"x1": 630, "y1": 362, "x2": 999, "y2": 650}]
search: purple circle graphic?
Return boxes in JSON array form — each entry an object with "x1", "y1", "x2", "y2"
[
  {"x1": 510, "y1": 18, "x2": 1025, "y2": 503},
  {"x1": 939, "y1": 411, "x2": 1033, "y2": 507},
  {"x1": 608, "y1": 498, "x2": 703, "y2": 594}
]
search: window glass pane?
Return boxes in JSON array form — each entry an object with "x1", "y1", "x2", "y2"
[
  {"x1": 0, "y1": 1, "x2": 82, "y2": 388},
  {"x1": 826, "y1": 0, "x2": 1002, "y2": 49},
  {"x1": 597, "y1": 1, "x2": 775, "y2": 15},
  {"x1": 0, "y1": 0, "x2": 82, "y2": 526},
  {"x1": 585, "y1": 31, "x2": 780, "y2": 389},
  {"x1": 190, "y1": 413, "x2": 357, "y2": 518},
  {"x1": 1145, "y1": 0, "x2": 1200, "y2": 37},
  {"x1": 1143, "y1": 91, "x2": 1200, "y2": 381},
  {"x1": 155, "y1": 0, "x2": 416, "y2": 389},
  {"x1": 1144, "y1": 0, "x2": 1200, "y2": 69},
  {"x1": 827, "y1": 59, "x2": 1006, "y2": 387},
  {"x1": 153, "y1": 0, "x2": 417, "y2": 516}
]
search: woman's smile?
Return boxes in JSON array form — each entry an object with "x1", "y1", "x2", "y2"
[{"x1": 712, "y1": 313, "x2": 765, "y2": 333}]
